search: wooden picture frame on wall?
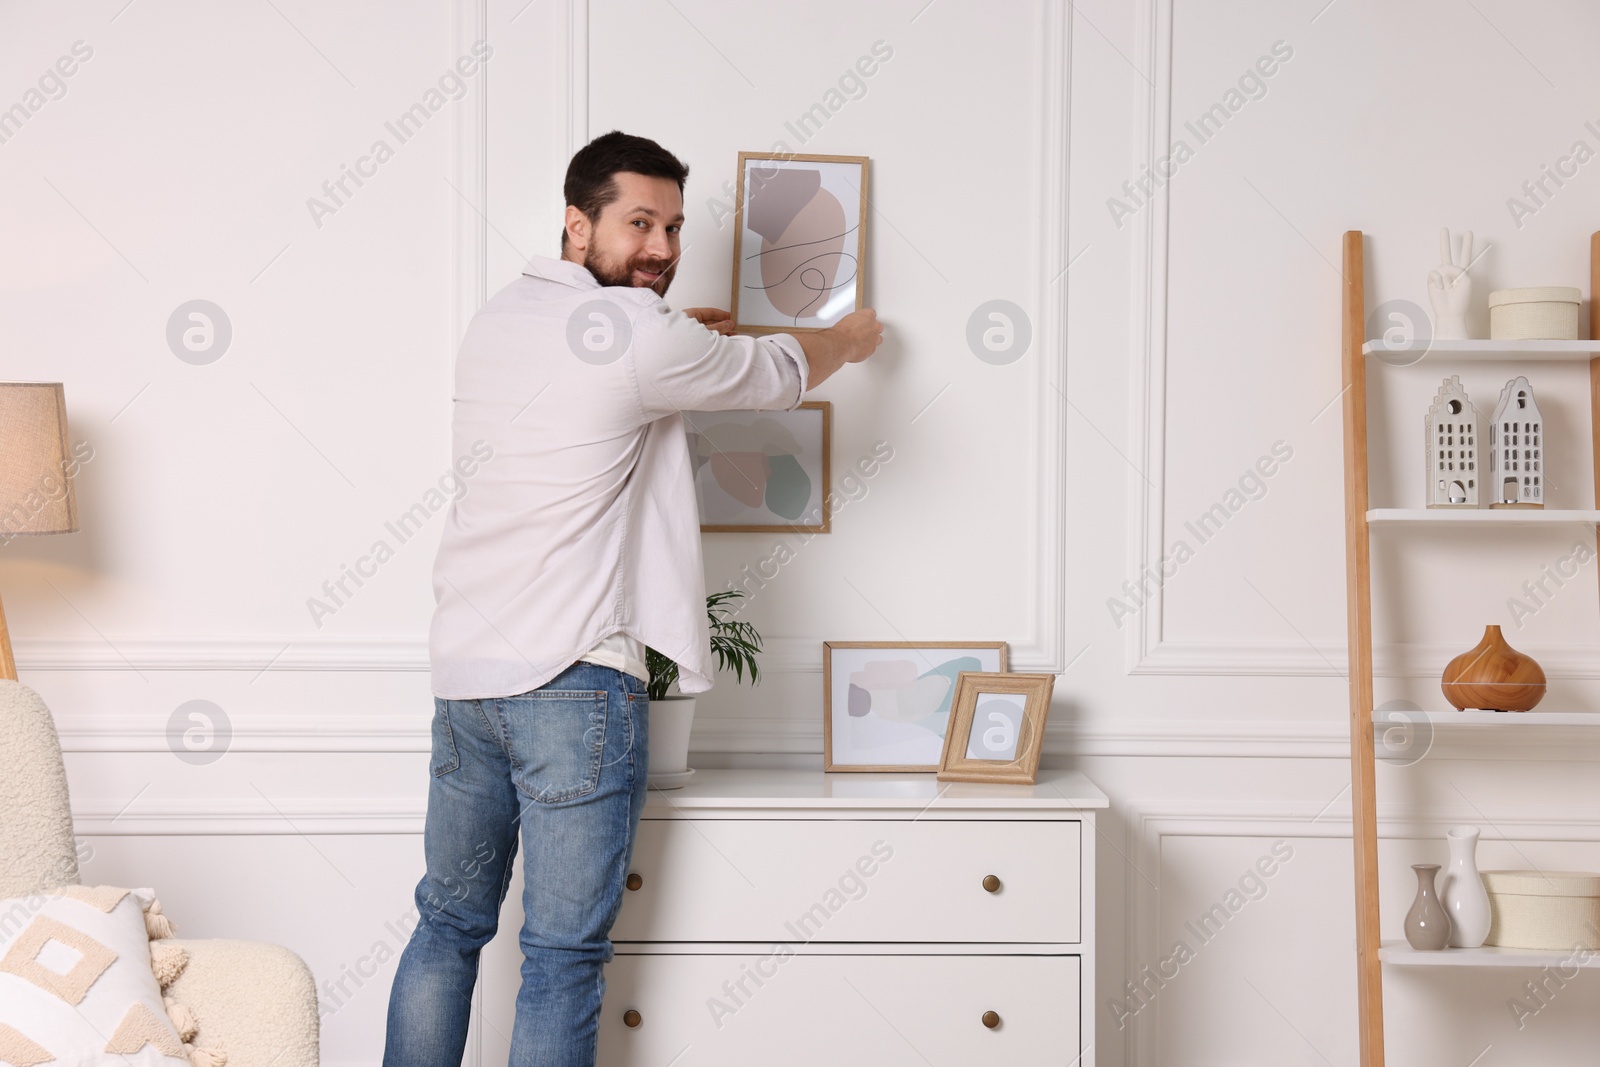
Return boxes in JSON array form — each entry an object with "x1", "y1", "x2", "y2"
[
  {"x1": 823, "y1": 641, "x2": 1008, "y2": 772},
  {"x1": 936, "y1": 672, "x2": 1054, "y2": 785},
  {"x1": 687, "y1": 401, "x2": 831, "y2": 533},
  {"x1": 730, "y1": 152, "x2": 869, "y2": 334}
]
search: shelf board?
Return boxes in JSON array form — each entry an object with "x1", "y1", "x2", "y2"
[
  {"x1": 1380, "y1": 940, "x2": 1600, "y2": 968},
  {"x1": 1372, "y1": 710, "x2": 1600, "y2": 726},
  {"x1": 1367, "y1": 508, "x2": 1600, "y2": 526},
  {"x1": 1363, "y1": 339, "x2": 1600, "y2": 362}
]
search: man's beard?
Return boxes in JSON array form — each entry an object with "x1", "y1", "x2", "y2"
[{"x1": 585, "y1": 245, "x2": 675, "y2": 296}]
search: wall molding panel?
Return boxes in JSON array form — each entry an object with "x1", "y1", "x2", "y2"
[
  {"x1": 56, "y1": 708, "x2": 1600, "y2": 762},
  {"x1": 25, "y1": 633, "x2": 1600, "y2": 681},
  {"x1": 1125, "y1": 0, "x2": 1177, "y2": 677},
  {"x1": 453, "y1": 0, "x2": 489, "y2": 344},
  {"x1": 1119, "y1": 0, "x2": 1600, "y2": 683},
  {"x1": 1022, "y1": 0, "x2": 1072, "y2": 675},
  {"x1": 1117, "y1": 800, "x2": 1600, "y2": 1066},
  {"x1": 73, "y1": 798, "x2": 426, "y2": 837},
  {"x1": 566, "y1": 0, "x2": 587, "y2": 156},
  {"x1": 16, "y1": 0, "x2": 1072, "y2": 682}
]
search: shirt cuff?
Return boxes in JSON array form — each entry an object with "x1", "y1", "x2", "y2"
[{"x1": 768, "y1": 333, "x2": 810, "y2": 410}]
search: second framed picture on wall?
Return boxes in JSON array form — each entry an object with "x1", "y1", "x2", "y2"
[
  {"x1": 730, "y1": 152, "x2": 868, "y2": 333},
  {"x1": 687, "y1": 401, "x2": 831, "y2": 532},
  {"x1": 823, "y1": 641, "x2": 1008, "y2": 772}
]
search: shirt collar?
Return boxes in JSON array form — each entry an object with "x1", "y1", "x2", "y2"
[{"x1": 522, "y1": 255, "x2": 599, "y2": 290}]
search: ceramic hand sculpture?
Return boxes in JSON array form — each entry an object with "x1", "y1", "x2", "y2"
[{"x1": 1427, "y1": 228, "x2": 1474, "y2": 340}]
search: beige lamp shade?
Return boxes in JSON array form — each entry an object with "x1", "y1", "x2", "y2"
[{"x1": 0, "y1": 382, "x2": 78, "y2": 536}]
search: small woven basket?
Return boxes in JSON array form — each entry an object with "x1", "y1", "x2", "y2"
[
  {"x1": 1483, "y1": 869, "x2": 1600, "y2": 950},
  {"x1": 1488, "y1": 287, "x2": 1582, "y2": 340}
]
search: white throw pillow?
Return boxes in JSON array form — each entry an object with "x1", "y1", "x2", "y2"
[{"x1": 0, "y1": 886, "x2": 190, "y2": 1067}]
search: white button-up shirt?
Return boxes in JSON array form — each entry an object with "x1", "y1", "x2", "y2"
[{"x1": 428, "y1": 255, "x2": 809, "y2": 699}]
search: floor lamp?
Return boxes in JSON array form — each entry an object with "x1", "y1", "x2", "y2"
[{"x1": 0, "y1": 382, "x2": 79, "y2": 681}]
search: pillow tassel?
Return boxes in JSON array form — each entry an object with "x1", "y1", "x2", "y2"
[
  {"x1": 143, "y1": 898, "x2": 177, "y2": 940},
  {"x1": 164, "y1": 996, "x2": 199, "y2": 1042},
  {"x1": 185, "y1": 1042, "x2": 228, "y2": 1067},
  {"x1": 149, "y1": 940, "x2": 191, "y2": 990}
]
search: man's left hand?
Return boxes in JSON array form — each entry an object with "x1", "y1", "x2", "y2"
[{"x1": 683, "y1": 307, "x2": 736, "y2": 336}]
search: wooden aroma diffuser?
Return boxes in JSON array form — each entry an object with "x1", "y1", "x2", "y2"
[{"x1": 1441, "y1": 625, "x2": 1546, "y2": 712}]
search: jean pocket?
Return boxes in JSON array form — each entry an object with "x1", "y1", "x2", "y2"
[
  {"x1": 430, "y1": 699, "x2": 461, "y2": 777},
  {"x1": 498, "y1": 690, "x2": 608, "y2": 804}
]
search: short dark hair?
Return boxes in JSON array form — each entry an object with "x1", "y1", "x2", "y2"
[{"x1": 562, "y1": 131, "x2": 689, "y2": 248}]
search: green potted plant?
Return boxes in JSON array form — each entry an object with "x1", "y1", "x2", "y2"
[{"x1": 643, "y1": 590, "x2": 763, "y2": 788}]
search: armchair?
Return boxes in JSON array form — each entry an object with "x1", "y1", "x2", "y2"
[{"x1": 0, "y1": 679, "x2": 320, "y2": 1067}]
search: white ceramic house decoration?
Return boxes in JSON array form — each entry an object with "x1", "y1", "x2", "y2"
[
  {"x1": 1489, "y1": 376, "x2": 1544, "y2": 508},
  {"x1": 1423, "y1": 376, "x2": 1480, "y2": 508}
]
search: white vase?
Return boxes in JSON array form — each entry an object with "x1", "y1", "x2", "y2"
[
  {"x1": 1441, "y1": 824, "x2": 1491, "y2": 948},
  {"x1": 646, "y1": 695, "x2": 695, "y2": 787}
]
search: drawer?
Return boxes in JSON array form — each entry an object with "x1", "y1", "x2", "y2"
[
  {"x1": 598, "y1": 953, "x2": 1079, "y2": 1066},
  {"x1": 612, "y1": 820, "x2": 1080, "y2": 944}
]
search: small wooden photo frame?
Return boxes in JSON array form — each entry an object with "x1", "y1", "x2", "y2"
[
  {"x1": 936, "y1": 672, "x2": 1054, "y2": 785},
  {"x1": 730, "y1": 152, "x2": 868, "y2": 334}
]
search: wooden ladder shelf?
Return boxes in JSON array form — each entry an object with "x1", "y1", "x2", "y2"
[{"x1": 1341, "y1": 229, "x2": 1600, "y2": 1065}]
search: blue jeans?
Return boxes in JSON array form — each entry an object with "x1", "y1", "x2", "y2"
[{"x1": 383, "y1": 662, "x2": 649, "y2": 1067}]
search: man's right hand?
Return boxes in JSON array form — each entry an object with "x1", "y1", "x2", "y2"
[
  {"x1": 830, "y1": 308, "x2": 884, "y2": 363},
  {"x1": 796, "y1": 307, "x2": 884, "y2": 388}
]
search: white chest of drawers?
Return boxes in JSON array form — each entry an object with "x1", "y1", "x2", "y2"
[{"x1": 598, "y1": 769, "x2": 1107, "y2": 1067}]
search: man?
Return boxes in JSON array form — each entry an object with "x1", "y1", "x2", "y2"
[{"x1": 383, "y1": 131, "x2": 882, "y2": 1066}]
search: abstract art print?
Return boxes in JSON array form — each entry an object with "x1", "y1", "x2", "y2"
[
  {"x1": 730, "y1": 153, "x2": 868, "y2": 333},
  {"x1": 936, "y1": 672, "x2": 1054, "y2": 785},
  {"x1": 687, "y1": 402, "x2": 830, "y2": 533},
  {"x1": 823, "y1": 641, "x2": 1009, "y2": 772}
]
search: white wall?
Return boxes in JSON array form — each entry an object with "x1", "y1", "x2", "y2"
[{"x1": 6, "y1": 0, "x2": 1600, "y2": 1063}]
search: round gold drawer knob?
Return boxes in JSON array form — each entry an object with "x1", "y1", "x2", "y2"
[
  {"x1": 982, "y1": 1010, "x2": 1001, "y2": 1029},
  {"x1": 623, "y1": 1009, "x2": 642, "y2": 1028},
  {"x1": 982, "y1": 874, "x2": 1002, "y2": 893},
  {"x1": 626, "y1": 872, "x2": 643, "y2": 891}
]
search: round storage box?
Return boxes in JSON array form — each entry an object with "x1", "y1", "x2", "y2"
[
  {"x1": 1482, "y1": 869, "x2": 1600, "y2": 950},
  {"x1": 1488, "y1": 287, "x2": 1582, "y2": 340}
]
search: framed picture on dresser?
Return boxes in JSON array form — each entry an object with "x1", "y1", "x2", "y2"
[
  {"x1": 823, "y1": 641, "x2": 1008, "y2": 772},
  {"x1": 687, "y1": 401, "x2": 830, "y2": 533},
  {"x1": 936, "y1": 672, "x2": 1054, "y2": 785}
]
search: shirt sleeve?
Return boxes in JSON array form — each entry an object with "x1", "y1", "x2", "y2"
[{"x1": 628, "y1": 300, "x2": 810, "y2": 420}]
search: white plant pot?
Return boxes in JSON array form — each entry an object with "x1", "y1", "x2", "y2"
[
  {"x1": 647, "y1": 695, "x2": 695, "y2": 788},
  {"x1": 1441, "y1": 824, "x2": 1492, "y2": 948}
]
